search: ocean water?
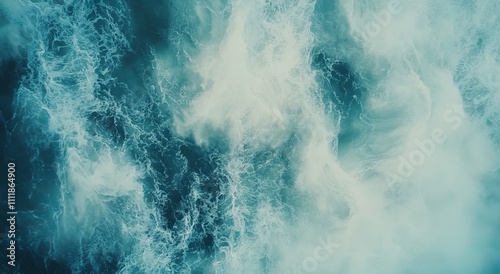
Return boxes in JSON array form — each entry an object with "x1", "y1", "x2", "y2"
[{"x1": 0, "y1": 0, "x2": 499, "y2": 273}]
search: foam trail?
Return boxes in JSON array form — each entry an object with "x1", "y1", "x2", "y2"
[{"x1": 163, "y1": 0, "x2": 355, "y2": 272}]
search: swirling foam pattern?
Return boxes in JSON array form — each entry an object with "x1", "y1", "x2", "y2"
[{"x1": 0, "y1": 0, "x2": 499, "y2": 273}]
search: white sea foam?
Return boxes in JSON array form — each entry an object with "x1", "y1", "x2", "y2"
[{"x1": 8, "y1": 0, "x2": 500, "y2": 273}]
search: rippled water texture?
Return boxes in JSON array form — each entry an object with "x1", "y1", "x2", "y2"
[{"x1": 1, "y1": 0, "x2": 499, "y2": 273}]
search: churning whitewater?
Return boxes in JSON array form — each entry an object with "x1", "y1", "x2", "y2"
[{"x1": 0, "y1": 0, "x2": 499, "y2": 273}]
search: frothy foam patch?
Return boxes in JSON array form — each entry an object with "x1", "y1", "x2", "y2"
[{"x1": 6, "y1": 0, "x2": 500, "y2": 273}]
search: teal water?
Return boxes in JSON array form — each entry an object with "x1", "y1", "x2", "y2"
[{"x1": 0, "y1": 0, "x2": 499, "y2": 273}]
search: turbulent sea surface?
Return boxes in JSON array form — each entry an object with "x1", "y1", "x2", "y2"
[{"x1": 1, "y1": 0, "x2": 500, "y2": 273}]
